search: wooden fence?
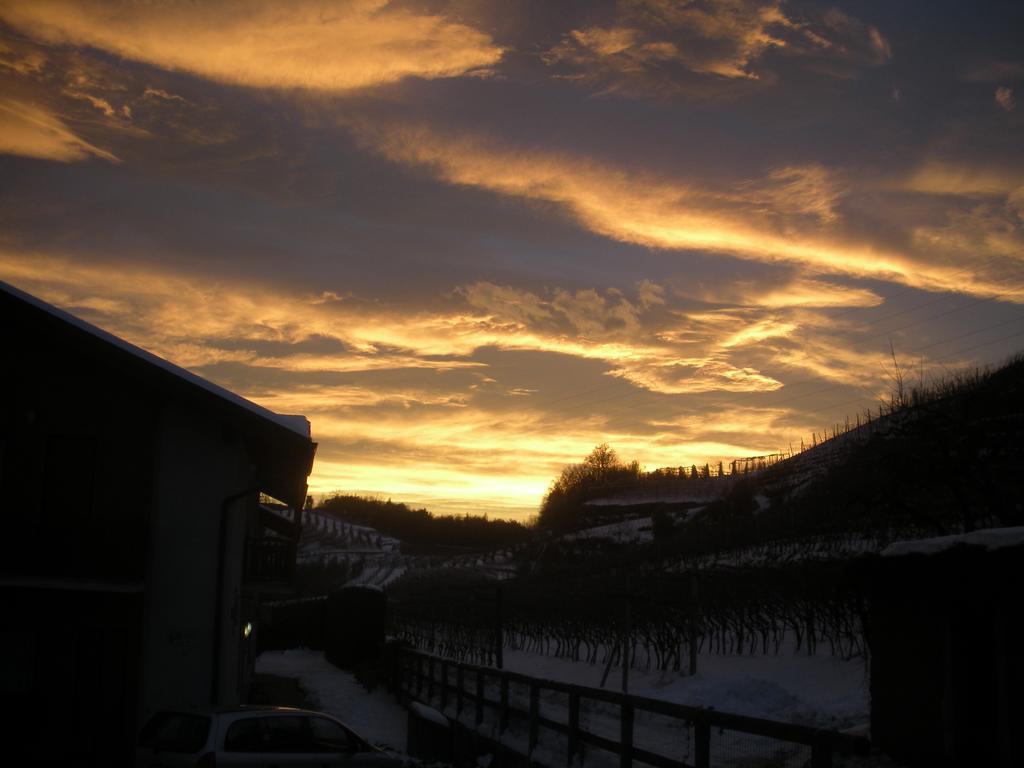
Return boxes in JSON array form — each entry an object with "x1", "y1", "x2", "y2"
[{"x1": 392, "y1": 648, "x2": 868, "y2": 768}]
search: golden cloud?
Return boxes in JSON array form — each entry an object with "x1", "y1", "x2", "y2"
[
  {"x1": 0, "y1": 97, "x2": 118, "y2": 162},
  {"x1": 0, "y1": 250, "x2": 944, "y2": 516},
  {"x1": 0, "y1": 0, "x2": 503, "y2": 92},
  {"x1": 0, "y1": 38, "x2": 47, "y2": 75},
  {"x1": 0, "y1": 252, "x2": 797, "y2": 399},
  {"x1": 716, "y1": 279, "x2": 882, "y2": 309},
  {"x1": 902, "y1": 162, "x2": 1023, "y2": 198},
  {"x1": 353, "y1": 120, "x2": 1020, "y2": 300},
  {"x1": 542, "y1": 0, "x2": 891, "y2": 96},
  {"x1": 720, "y1": 317, "x2": 797, "y2": 348},
  {"x1": 742, "y1": 165, "x2": 844, "y2": 223}
]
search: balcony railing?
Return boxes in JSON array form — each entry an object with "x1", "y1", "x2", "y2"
[{"x1": 243, "y1": 537, "x2": 296, "y2": 584}]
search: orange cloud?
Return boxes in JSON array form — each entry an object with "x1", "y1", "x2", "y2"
[
  {"x1": 0, "y1": 252, "x2": 790, "y2": 396},
  {"x1": 712, "y1": 279, "x2": 882, "y2": 309},
  {"x1": 0, "y1": 97, "x2": 118, "y2": 162},
  {"x1": 353, "y1": 120, "x2": 1021, "y2": 300},
  {"x1": 0, "y1": 38, "x2": 47, "y2": 75},
  {"x1": 720, "y1": 317, "x2": 797, "y2": 348},
  {"x1": 902, "y1": 162, "x2": 1023, "y2": 198},
  {"x1": 0, "y1": 251, "x2": 941, "y2": 517},
  {"x1": 543, "y1": 0, "x2": 891, "y2": 96},
  {"x1": 0, "y1": 0, "x2": 503, "y2": 92}
]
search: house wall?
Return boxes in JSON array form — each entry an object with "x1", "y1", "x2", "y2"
[
  {"x1": 0, "y1": 327, "x2": 157, "y2": 765},
  {"x1": 138, "y1": 398, "x2": 255, "y2": 719},
  {"x1": 0, "y1": 326, "x2": 156, "y2": 581},
  {"x1": 2, "y1": 289, "x2": 312, "y2": 766}
]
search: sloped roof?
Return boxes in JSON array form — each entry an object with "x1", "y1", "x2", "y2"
[{"x1": 1, "y1": 280, "x2": 316, "y2": 509}]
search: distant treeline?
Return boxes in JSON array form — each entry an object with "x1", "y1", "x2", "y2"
[{"x1": 317, "y1": 494, "x2": 532, "y2": 551}]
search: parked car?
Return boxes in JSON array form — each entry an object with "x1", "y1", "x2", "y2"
[{"x1": 137, "y1": 706, "x2": 407, "y2": 767}]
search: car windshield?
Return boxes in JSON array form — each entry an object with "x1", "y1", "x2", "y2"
[{"x1": 139, "y1": 712, "x2": 211, "y2": 753}]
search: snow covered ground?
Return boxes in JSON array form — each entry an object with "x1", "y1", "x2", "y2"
[
  {"x1": 501, "y1": 645, "x2": 868, "y2": 729},
  {"x1": 256, "y1": 649, "x2": 409, "y2": 752},
  {"x1": 258, "y1": 642, "x2": 868, "y2": 768},
  {"x1": 564, "y1": 516, "x2": 656, "y2": 544},
  {"x1": 882, "y1": 525, "x2": 1024, "y2": 556},
  {"x1": 414, "y1": 644, "x2": 868, "y2": 768}
]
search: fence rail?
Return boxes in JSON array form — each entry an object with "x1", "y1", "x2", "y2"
[
  {"x1": 243, "y1": 537, "x2": 296, "y2": 583},
  {"x1": 392, "y1": 648, "x2": 868, "y2": 768}
]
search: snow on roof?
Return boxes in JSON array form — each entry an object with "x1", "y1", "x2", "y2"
[
  {"x1": 2, "y1": 280, "x2": 311, "y2": 439},
  {"x1": 882, "y1": 526, "x2": 1024, "y2": 557}
]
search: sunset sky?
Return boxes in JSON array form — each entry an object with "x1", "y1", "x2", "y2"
[{"x1": 1, "y1": 0, "x2": 1022, "y2": 519}]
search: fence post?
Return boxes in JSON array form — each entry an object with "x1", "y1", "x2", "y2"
[
  {"x1": 500, "y1": 674, "x2": 509, "y2": 733},
  {"x1": 456, "y1": 666, "x2": 464, "y2": 717},
  {"x1": 392, "y1": 650, "x2": 401, "y2": 695},
  {"x1": 427, "y1": 656, "x2": 435, "y2": 702},
  {"x1": 811, "y1": 741, "x2": 833, "y2": 768},
  {"x1": 495, "y1": 585, "x2": 504, "y2": 670},
  {"x1": 528, "y1": 683, "x2": 540, "y2": 758},
  {"x1": 695, "y1": 720, "x2": 710, "y2": 768},
  {"x1": 476, "y1": 670, "x2": 485, "y2": 726},
  {"x1": 620, "y1": 700, "x2": 634, "y2": 768},
  {"x1": 440, "y1": 660, "x2": 449, "y2": 710},
  {"x1": 567, "y1": 691, "x2": 580, "y2": 767}
]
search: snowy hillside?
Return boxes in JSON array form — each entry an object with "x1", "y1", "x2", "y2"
[{"x1": 291, "y1": 508, "x2": 407, "y2": 589}]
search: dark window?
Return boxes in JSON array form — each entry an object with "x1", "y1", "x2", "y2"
[
  {"x1": 309, "y1": 717, "x2": 361, "y2": 753},
  {"x1": 139, "y1": 712, "x2": 210, "y2": 753},
  {"x1": 264, "y1": 715, "x2": 310, "y2": 752},
  {"x1": 225, "y1": 718, "x2": 265, "y2": 752}
]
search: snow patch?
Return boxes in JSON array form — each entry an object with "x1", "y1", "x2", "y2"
[
  {"x1": 565, "y1": 516, "x2": 653, "y2": 544},
  {"x1": 500, "y1": 644, "x2": 867, "y2": 728},
  {"x1": 256, "y1": 649, "x2": 408, "y2": 751},
  {"x1": 883, "y1": 526, "x2": 1024, "y2": 557},
  {"x1": 408, "y1": 701, "x2": 450, "y2": 729}
]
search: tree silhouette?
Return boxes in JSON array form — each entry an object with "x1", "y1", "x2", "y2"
[
  {"x1": 539, "y1": 443, "x2": 641, "y2": 531},
  {"x1": 584, "y1": 442, "x2": 620, "y2": 481}
]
